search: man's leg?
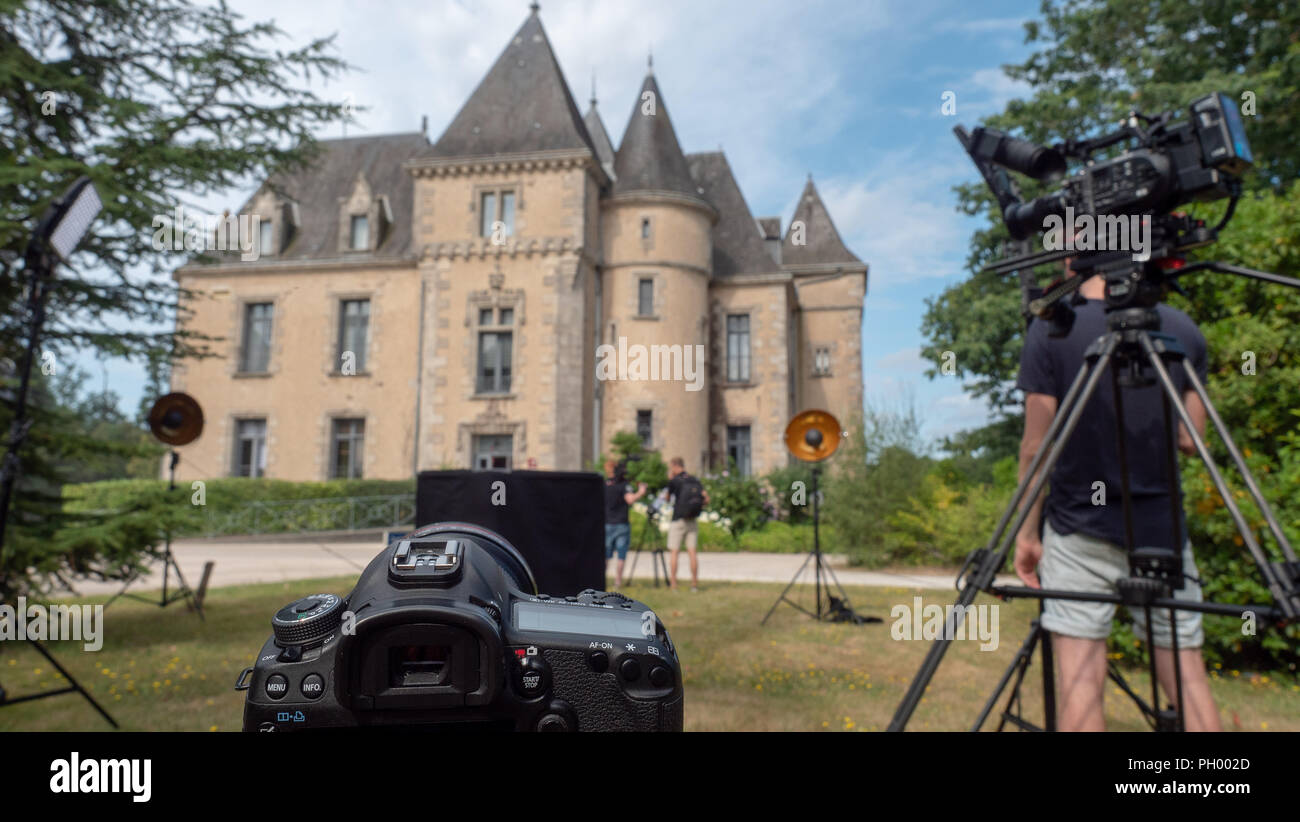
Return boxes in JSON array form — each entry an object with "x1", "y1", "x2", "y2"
[
  {"x1": 613, "y1": 525, "x2": 630, "y2": 588},
  {"x1": 686, "y1": 520, "x2": 699, "y2": 589},
  {"x1": 1052, "y1": 634, "x2": 1108, "y2": 731},
  {"x1": 666, "y1": 520, "x2": 683, "y2": 590},
  {"x1": 1131, "y1": 542, "x2": 1220, "y2": 731},
  {"x1": 1038, "y1": 522, "x2": 1124, "y2": 732},
  {"x1": 1152, "y1": 648, "x2": 1221, "y2": 732}
]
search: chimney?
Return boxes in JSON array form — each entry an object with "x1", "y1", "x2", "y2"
[{"x1": 756, "y1": 217, "x2": 782, "y2": 264}]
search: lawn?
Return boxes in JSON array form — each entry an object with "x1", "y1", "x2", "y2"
[{"x1": 1, "y1": 577, "x2": 1295, "y2": 732}]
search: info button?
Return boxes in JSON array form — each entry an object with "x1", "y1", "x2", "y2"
[
  {"x1": 300, "y1": 673, "x2": 325, "y2": 700},
  {"x1": 265, "y1": 674, "x2": 288, "y2": 700}
]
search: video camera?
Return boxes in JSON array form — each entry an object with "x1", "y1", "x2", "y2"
[
  {"x1": 237, "y1": 522, "x2": 683, "y2": 732},
  {"x1": 959, "y1": 91, "x2": 1251, "y2": 242}
]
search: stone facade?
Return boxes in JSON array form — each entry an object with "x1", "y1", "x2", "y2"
[{"x1": 169, "y1": 8, "x2": 865, "y2": 483}]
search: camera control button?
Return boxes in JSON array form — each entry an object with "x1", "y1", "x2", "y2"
[
  {"x1": 516, "y1": 657, "x2": 550, "y2": 698},
  {"x1": 649, "y1": 665, "x2": 672, "y2": 687},
  {"x1": 588, "y1": 651, "x2": 609, "y2": 673},
  {"x1": 536, "y1": 713, "x2": 572, "y2": 732},
  {"x1": 619, "y1": 658, "x2": 641, "y2": 682},
  {"x1": 300, "y1": 673, "x2": 325, "y2": 700},
  {"x1": 265, "y1": 674, "x2": 289, "y2": 700}
]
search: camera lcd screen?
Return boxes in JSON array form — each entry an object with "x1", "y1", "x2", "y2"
[{"x1": 514, "y1": 601, "x2": 646, "y2": 639}]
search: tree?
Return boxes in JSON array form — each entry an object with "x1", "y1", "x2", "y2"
[{"x1": 0, "y1": 0, "x2": 351, "y2": 598}]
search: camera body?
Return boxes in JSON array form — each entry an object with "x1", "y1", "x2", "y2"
[{"x1": 239, "y1": 522, "x2": 683, "y2": 732}]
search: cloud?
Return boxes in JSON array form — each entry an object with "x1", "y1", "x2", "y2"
[
  {"x1": 875, "y1": 346, "x2": 927, "y2": 372},
  {"x1": 815, "y1": 151, "x2": 972, "y2": 289}
]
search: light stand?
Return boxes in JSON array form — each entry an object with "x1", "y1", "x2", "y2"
[
  {"x1": 0, "y1": 177, "x2": 117, "y2": 728},
  {"x1": 104, "y1": 449, "x2": 203, "y2": 618},
  {"x1": 762, "y1": 412, "x2": 880, "y2": 625}
]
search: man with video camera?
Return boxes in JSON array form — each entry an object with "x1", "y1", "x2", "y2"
[{"x1": 1013, "y1": 267, "x2": 1222, "y2": 732}]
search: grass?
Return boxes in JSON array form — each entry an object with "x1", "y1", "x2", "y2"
[{"x1": 1, "y1": 577, "x2": 1296, "y2": 732}]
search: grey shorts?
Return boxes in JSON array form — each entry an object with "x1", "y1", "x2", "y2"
[
  {"x1": 667, "y1": 518, "x2": 698, "y2": 551},
  {"x1": 1040, "y1": 520, "x2": 1204, "y2": 649}
]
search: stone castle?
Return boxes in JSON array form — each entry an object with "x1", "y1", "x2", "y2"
[{"x1": 170, "y1": 6, "x2": 866, "y2": 482}]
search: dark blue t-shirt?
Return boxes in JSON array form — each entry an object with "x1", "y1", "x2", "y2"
[{"x1": 1015, "y1": 299, "x2": 1208, "y2": 551}]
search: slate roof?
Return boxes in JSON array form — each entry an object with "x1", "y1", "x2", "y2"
[
  {"x1": 195, "y1": 131, "x2": 428, "y2": 264},
  {"x1": 421, "y1": 10, "x2": 596, "y2": 159},
  {"x1": 782, "y1": 177, "x2": 862, "y2": 266},
  {"x1": 613, "y1": 72, "x2": 703, "y2": 201},
  {"x1": 583, "y1": 102, "x2": 617, "y2": 180},
  {"x1": 687, "y1": 152, "x2": 781, "y2": 278}
]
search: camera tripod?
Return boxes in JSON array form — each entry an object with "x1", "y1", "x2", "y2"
[
  {"x1": 0, "y1": 612, "x2": 119, "y2": 728},
  {"x1": 625, "y1": 503, "x2": 670, "y2": 587},
  {"x1": 104, "y1": 451, "x2": 204, "y2": 618},
  {"x1": 889, "y1": 260, "x2": 1300, "y2": 732}
]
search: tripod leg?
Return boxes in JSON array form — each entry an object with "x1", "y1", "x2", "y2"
[
  {"x1": 974, "y1": 618, "x2": 1042, "y2": 731},
  {"x1": 30, "y1": 640, "x2": 118, "y2": 729},
  {"x1": 761, "y1": 549, "x2": 816, "y2": 625},
  {"x1": 1138, "y1": 335, "x2": 1296, "y2": 613},
  {"x1": 1179, "y1": 360, "x2": 1298, "y2": 564},
  {"x1": 1041, "y1": 623, "x2": 1056, "y2": 732},
  {"x1": 889, "y1": 334, "x2": 1121, "y2": 731}
]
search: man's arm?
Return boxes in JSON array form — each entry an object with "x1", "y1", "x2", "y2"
[
  {"x1": 624, "y1": 482, "x2": 647, "y2": 505},
  {"x1": 1178, "y1": 390, "x2": 1207, "y2": 455},
  {"x1": 1014, "y1": 392, "x2": 1057, "y2": 588}
]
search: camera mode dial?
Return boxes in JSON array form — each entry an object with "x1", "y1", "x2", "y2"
[{"x1": 272, "y1": 593, "x2": 344, "y2": 647}]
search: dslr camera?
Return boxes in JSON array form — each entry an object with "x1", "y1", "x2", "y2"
[{"x1": 237, "y1": 522, "x2": 683, "y2": 731}]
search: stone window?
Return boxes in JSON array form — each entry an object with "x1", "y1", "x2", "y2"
[
  {"x1": 331, "y1": 418, "x2": 365, "y2": 479},
  {"x1": 258, "y1": 219, "x2": 274, "y2": 257},
  {"x1": 726, "y1": 314, "x2": 751, "y2": 382},
  {"x1": 240, "y1": 302, "x2": 273, "y2": 373},
  {"x1": 480, "y1": 189, "x2": 516, "y2": 238},
  {"x1": 638, "y1": 277, "x2": 654, "y2": 317},
  {"x1": 813, "y1": 346, "x2": 832, "y2": 376},
  {"x1": 726, "y1": 425, "x2": 752, "y2": 477},
  {"x1": 349, "y1": 214, "x2": 369, "y2": 250},
  {"x1": 232, "y1": 418, "x2": 267, "y2": 477},
  {"x1": 636, "y1": 409, "x2": 653, "y2": 446},
  {"x1": 337, "y1": 299, "x2": 370, "y2": 372},
  {"x1": 476, "y1": 307, "x2": 514, "y2": 394}
]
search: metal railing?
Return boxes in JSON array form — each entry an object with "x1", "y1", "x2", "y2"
[{"x1": 199, "y1": 494, "x2": 415, "y2": 537}]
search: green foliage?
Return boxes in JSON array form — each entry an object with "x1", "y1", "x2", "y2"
[
  {"x1": 762, "y1": 463, "x2": 814, "y2": 524},
  {"x1": 0, "y1": 0, "x2": 352, "y2": 597},
  {"x1": 702, "y1": 463, "x2": 768, "y2": 545},
  {"x1": 884, "y1": 457, "x2": 1019, "y2": 566},
  {"x1": 823, "y1": 405, "x2": 933, "y2": 567},
  {"x1": 597, "y1": 431, "x2": 668, "y2": 493}
]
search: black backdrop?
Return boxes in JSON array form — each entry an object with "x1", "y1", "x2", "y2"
[{"x1": 415, "y1": 470, "x2": 605, "y2": 596}]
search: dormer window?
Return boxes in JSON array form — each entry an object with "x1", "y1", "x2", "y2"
[
  {"x1": 258, "y1": 220, "x2": 274, "y2": 257},
  {"x1": 350, "y1": 214, "x2": 369, "y2": 250}
]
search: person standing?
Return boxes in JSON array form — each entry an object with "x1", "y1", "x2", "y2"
[
  {"x1": 665, "y1": 457, "x2": 708, "y2": 592},
  {"x1": 604, "y1": 459, "x2": 646, "y2": 589}
]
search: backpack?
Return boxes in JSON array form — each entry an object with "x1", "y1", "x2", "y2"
[{"x1": 678, "y1": 474, "x2": 705, "y2": 519}]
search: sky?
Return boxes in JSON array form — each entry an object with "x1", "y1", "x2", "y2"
[{"x1": 77, "y1": 0, "x2": 1043, "y2": 443}]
